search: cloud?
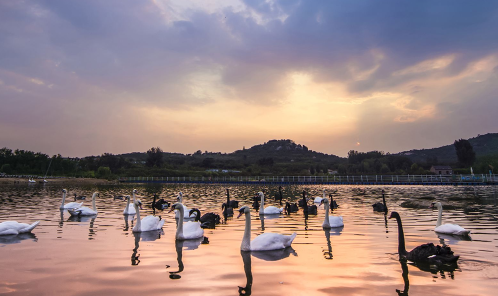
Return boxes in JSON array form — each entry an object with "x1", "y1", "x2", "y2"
[{"x1": 1, "y1": 0, "x2": 498, "y2": 156}]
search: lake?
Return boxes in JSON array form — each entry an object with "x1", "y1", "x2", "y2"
[{"x1": 0, "y1": 184, "x2": 497, "y2": 295}]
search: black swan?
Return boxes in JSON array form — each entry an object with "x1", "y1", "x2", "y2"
[
  {"x1": 73, "y1": 193, "x2": 86, "y2": 200},
  {"x1": 301, "y1": 191, "x2": 317, "y2": 215},
  {"x1": 152, "y1": 194, "x2": 170, "y2": 210},
  {"x1": 227, "y1": 189, "x2": 239, "y2": 208},
  {"x1": 285, "y1": 202, "x2": 299, "y2": 214},
  {"x1": 329, "y1": 194, "x2": 339, "y2": 209},
  {"x1": 189, "y1": 208, "x2": 220, "y2": 229},
  {"x1": 113, "y1": 195, "x2": 125, "y2": 200},
  {"x1": 372, "y1": 190, "x2": 388, "y2": 212},
  {"x1": 274, "y1": 186, "x2": 283, "y2": 205},
  {"x1": 389, "y1": 211, "x2": 459, "y2": 265}
]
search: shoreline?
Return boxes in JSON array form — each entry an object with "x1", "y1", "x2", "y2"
[{"x1": 0, "y1": 177, "x2": 117, "y2": 185}]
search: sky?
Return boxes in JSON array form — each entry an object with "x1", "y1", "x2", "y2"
[{"x1": 1, "y1": 0, "x2": 497, "y2": 158}]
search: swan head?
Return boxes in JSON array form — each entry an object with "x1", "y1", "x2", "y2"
[
  {"x1": 237, "y1": 206, "x2": 250, "y2": 218},
  {"x1": 62, "y1": 189, "x2": 67, "y2": 194},
  {"x1": 133, "y1": 189, "x2": 138, "y2": 194},
  {"x1": 430, "y1": 202, "x2": 442, "y2": 209},
  {"x1": 176, "y1": 192, "x2": 183, "y2": 202},
  {"x1": 169, "y1": 202, "x2": 182, "y2": 213},
  {"x1": 188, "y1": 208, "x2": 200, "y2": 218},
  {"x1": 258, "y1": 192, "x2": 264, "y2": 198},
  {"x1": 388, "y1": 211, "x2": 400, "y2": 220},
  {"x1": 92, "y1": 192, "x2": 99, "y2": 198},
  {"x1": 133, "y1": 199, "x2": 143, "y2": 209},
  {"x1": 319, "y1": 197, "x2": 329, "y2": 206}
]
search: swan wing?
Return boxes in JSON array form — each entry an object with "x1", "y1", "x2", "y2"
[
  {"x1": 435, "y1": 223, "x2": 470, "y2": 236},
  {"x1": 141, "y1": 215, "x2": 164, "y2": 232},
  {"x1": 64, "y1": 202, "x2": 83, "y2": 209},
  {"x1": 0, "y1": 221, "x2": 40, "y2": 235},
  {"x1": 69, "y1": 207, "x2": 97, "y2": 216},
  {"x1": 124, "y1": 204, "x2": 136, "y2": 214},
  {"x1": 19, "y1": 221, "x2": 40, "y2": 233},
  {"x1": 328, "y1": 216, "x2": 344, "y2": 228},
  {"x1": 250, "y1": 232, "x2": 296, "y2": 251},
  {"x1": 264, "y1": 206, "x2": 283, "y2": 214},
  {"x1": 182, "y1": 221, "x2": 204, "y2": 239}
]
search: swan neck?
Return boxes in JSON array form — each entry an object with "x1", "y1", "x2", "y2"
[
  {"x1": 134, "y1": 203, "x2": 141, "y2": 232},
  {"x1": 382, "y1": 193, "x2": 386, "y2": 206},
  {"x1": 92, "y1": 194, "x2": 96, "y2": 211},
  {"x1": 241, "y1": 211, "x2": 251, "y2": 251},
  {"x1": 395, "y1": 215, "x2": 407, "y2": 256},
  {"x1": 436, "y1": 206, "x2": 443, "y2": 227},
  {"x1": 125, "y1": 196, "x2": 131, "y2": 214},
  {"x1": 60, "y1": 192, "x2": 66, "y2": 209},
  {"x1": 324, "y1": 201, "x2": 330, "y2": 226},
  {"x1": 133, "y1": 191, "x2": 136, "y2": 203},
  {"x1": 259, "y1": 194, "x2": 264, "y2": 214},
  {"x1": 227, "y1": 189, "x2": 230, "y2": 203},
  {"x1": 176, "y1": 205, "x2": 184, "y2": 239}
]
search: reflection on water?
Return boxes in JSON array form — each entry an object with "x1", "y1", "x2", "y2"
[
  {"x1": 0, "y1": 184, "x2": 497, "y2": 295},
  {"x1": 0, "y1": 232, "x2": 37, "y2": 245},
  {"x1": 239, "y1": 247, "x2": 296, "y2": 295},
  {"x1": 396, "y1": 260, "x2": 410, "y2": 296}
]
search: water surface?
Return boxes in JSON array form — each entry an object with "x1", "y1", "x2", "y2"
[{"x1": 0, "y1": 184, "x2": 497, "y2": 295}]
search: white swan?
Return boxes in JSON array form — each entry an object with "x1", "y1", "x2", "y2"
[
  {"x1": 430, "y1": 202, "x2": 470, "y2": 236},
  {"x1": 320, "y1": 198, "x2": 344, "y2": 228},
  {"x1": 314, "y1": 189, "x2": 325, "y2": 203},
  {"x1": 258, "y1": 192, "x2": 283, "y2": 215},
  {"x1": 124, "y1": 189, "x2": 140, "y2": 215},
  {"x1": 238, "y1": 206, "x2": 296, "y2": 251},
  {"x1": 68, "y1": 192, "x2": 99, "y2": 216},
  {"x1": 133, "y1": 200, "x2": 165, "y2": 232},
  {"x1": 0, "y1": 221, "x2": 40, "y2": 235},
  {"x1": 60, "y1": 189, "x2": 83, "y2": 210},
  {"x1": 175, "y1": 192, "x2": 197, "y2": 219},
  {"x1": 170, "y1": 202, "x2": 204, "y2": 240}
]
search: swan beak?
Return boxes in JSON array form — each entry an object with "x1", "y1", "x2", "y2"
[
  {"x1": 429, "y1": 203, "x2": 435, "y2": 209},
  {"x1": 237, "y1": 211, "x2": 244, "y2": 219},
  {"x1": 168, "y1": 207, "x2": 175, "y2": 213}
]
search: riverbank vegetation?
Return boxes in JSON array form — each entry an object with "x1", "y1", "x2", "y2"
[{"x1": 1, "y1": 137, "x2": 497, "y2": 180}]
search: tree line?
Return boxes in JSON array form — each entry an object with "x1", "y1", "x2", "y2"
[{"x1": 1, "y1": 138, "x2": 495, "y2": 179}]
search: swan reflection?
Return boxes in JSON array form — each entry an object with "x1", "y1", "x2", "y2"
[
  {"x1": 131, "y1": 230, "x2": 164, "y2": 266},
  {"x1": 396, "y1": 260, "x2": 409, "y2": 296},
  {"x1": 437, "y1": 233, "x2": 472, "y2": 245},
  {"x1": 67, "y1": 214, "x2": 96, "y2": 223},
  {"x1": 0, "y1": 232, "x2": 37, "y2": 245},
  {"x1": 168, "y1": 237, "x2": 205, "y2": 279},
  {"x1": 239, "y1": 247, "x2": 297, "y2": 295},
  {"x1": 123, "y1": 214, "x2": 135, "y2": 231}
]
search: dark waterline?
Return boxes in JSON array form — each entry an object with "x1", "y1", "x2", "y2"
[{"x1": 0, "y1": 184, "x2": 497, "y2": 295}]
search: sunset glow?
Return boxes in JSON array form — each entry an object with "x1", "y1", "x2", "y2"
[{"x1": 1, "y1": 1, "x2": 497, "y2": 157}]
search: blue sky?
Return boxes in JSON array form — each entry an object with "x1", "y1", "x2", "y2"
[{"x1": 1, "y1": 0, "x2": 497, "y2": 157}]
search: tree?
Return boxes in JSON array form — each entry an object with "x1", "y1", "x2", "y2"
[
  {"x1": 146, "y1": 147, "x2": 164, "y2": 167},
  {"x1": 454, "y1": 139, "x2": 476, "y2": 167},
  {"x1": 96, "y1": 166, "x2": 111, "y2": 178}
]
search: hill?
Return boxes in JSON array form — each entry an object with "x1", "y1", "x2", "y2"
[{"x1": 397, "y1": 133, "x2": 498, "y2": 164}]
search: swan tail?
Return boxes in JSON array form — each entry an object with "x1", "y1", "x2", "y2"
[
  {"x1": 285, "y1": 232, "x2": 297, "y2": 247},
  {"x1": 20, "y1": 221, "x2": 40, "y2": 233}
]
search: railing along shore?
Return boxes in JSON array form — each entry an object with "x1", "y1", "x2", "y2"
[{"x1": 119, "y1": 174, "x2": 498, "y2": 185}]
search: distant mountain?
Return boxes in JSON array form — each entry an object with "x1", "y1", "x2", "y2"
[
  {"x1": 396, "y1": 133, "x2": 498, "y2": 164},
  {"x1": 232, "y1": 139, "x2": 343, "y2": 162}
]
